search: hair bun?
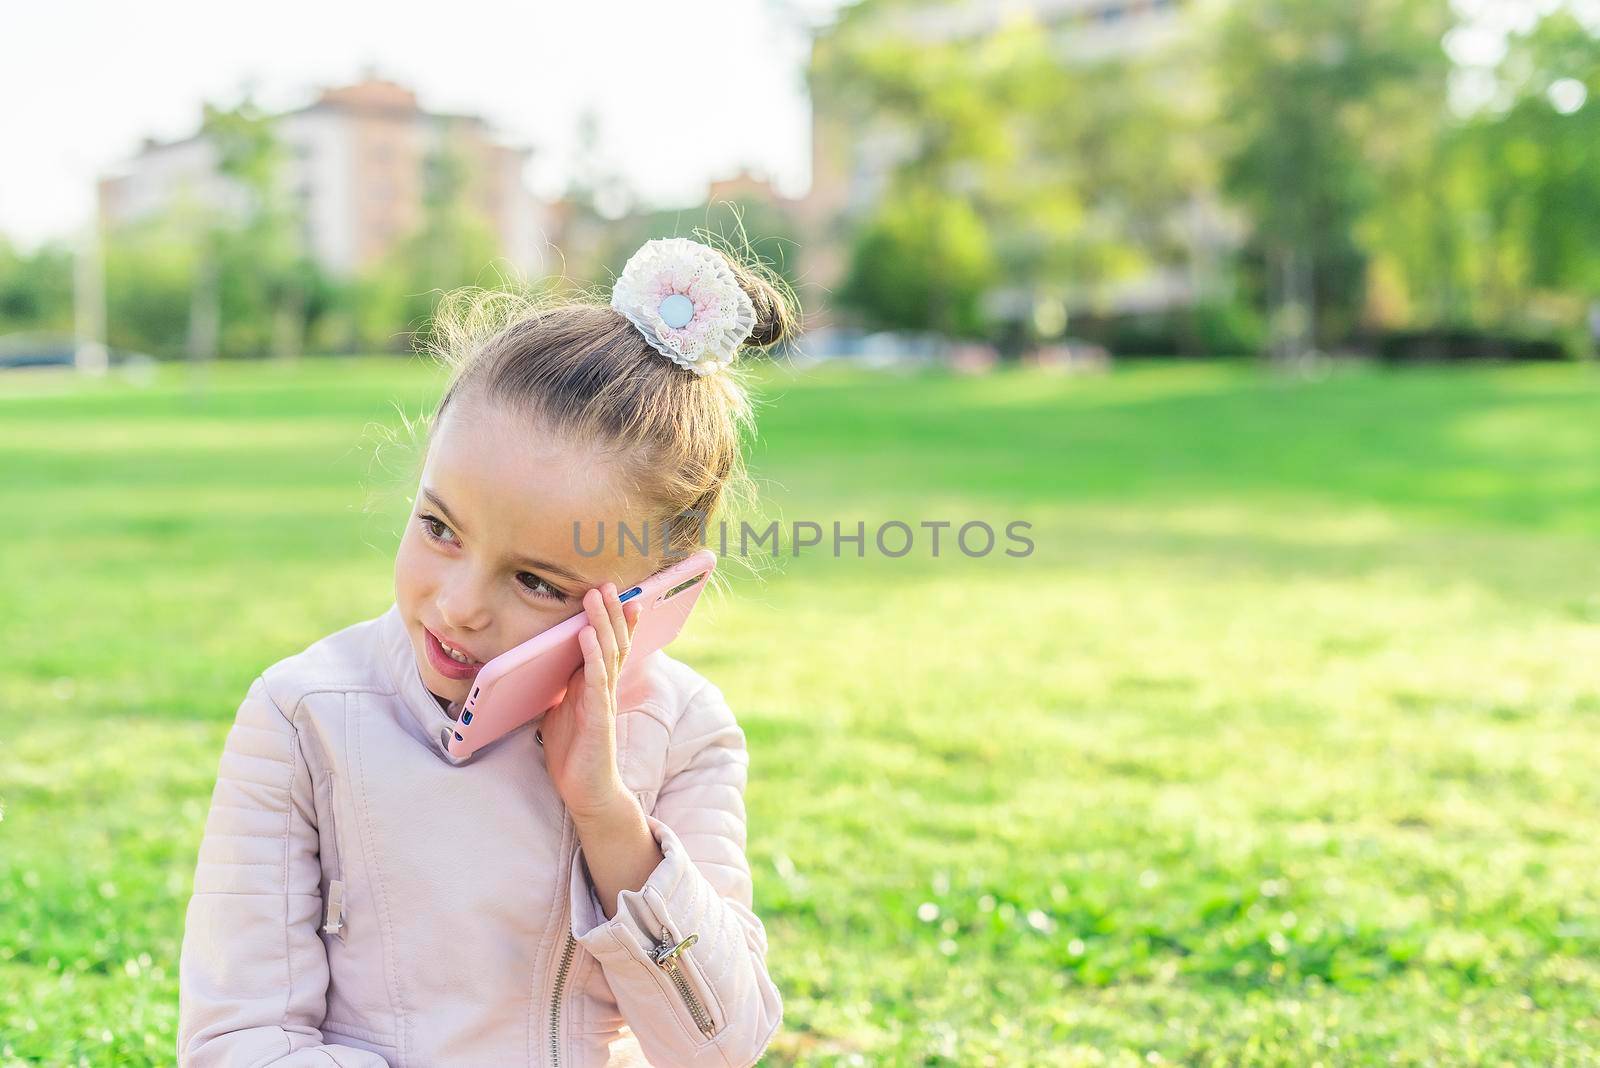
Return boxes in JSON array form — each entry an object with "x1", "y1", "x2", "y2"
[{"x1": 722, "y1": 255, "x2": 796, "y2": 351}]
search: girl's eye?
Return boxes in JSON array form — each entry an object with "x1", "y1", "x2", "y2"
[
  {"x1": 419, "y1": 513, "x2": 568, "y2": 603},
  {"x1": 418, "y1": 513, "x2": 457, "y2": 545},
  {"x1": 517, "y1": 572, "x2": 569, "y2": 602}
]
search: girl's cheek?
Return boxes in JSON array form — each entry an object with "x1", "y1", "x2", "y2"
[{"x1": 393, "y1": 530, "x2": 431, "y2": 602}]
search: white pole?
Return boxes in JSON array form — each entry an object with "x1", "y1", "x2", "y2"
[{"x1": 74, "y1": 214, "x2": 108, "y2": 375}]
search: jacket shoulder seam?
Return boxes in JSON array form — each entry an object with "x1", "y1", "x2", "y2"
[
  {"x1": 625, "y1": 700, "x2": 674, "y2": 732},
  {"x1": 667, "y1": 679, "x2": 735, "y2": 751},
  {"x1": 265, "y1": 682, "x2": 398, "y2": 728}
]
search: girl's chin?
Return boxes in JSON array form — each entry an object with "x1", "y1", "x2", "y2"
[
  {"x1": 423, "y1": 671, "x2": 465, "y2": 706},
  {"x1": 424, "y1": 669, "x2": 467, "y2": 699},
  {"x1": 412, "y1": 650, "x2": 466, "y2": 706}
]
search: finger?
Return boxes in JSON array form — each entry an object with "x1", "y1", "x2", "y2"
[
  {"x1": 603, "y1": 583, "x2": 630, "y2": 666},
  {"x1": 587, "y1": 588, "x2": 619, "y2": 687},
  {"x1": 557, "y1": 642, "x2": 588, "y2": 713},
  {"x1": 579, "y1": 624, "x2": 610, "y2": 709},
  {"x1": 620, "y1": 600, "x2": 642, "y2": 673}
]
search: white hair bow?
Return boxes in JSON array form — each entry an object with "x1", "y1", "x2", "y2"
[{"x1": 610, "y1": 238, "x2": 756, "y2": 376}]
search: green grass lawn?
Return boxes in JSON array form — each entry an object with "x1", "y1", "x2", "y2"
[{"x1": 2, "y1": 355, "x2": 1598, "y2": 1066}]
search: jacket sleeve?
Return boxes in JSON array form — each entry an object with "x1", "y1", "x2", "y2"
[
  {"x1": 567, "y1": 681, "x2": 783, "y2": 1068},
  {"x1": 178, "y1": 676, "x2": 390, "y2": 1067}
]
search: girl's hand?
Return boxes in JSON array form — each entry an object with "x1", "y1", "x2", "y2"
[{"x1": 540, "y1": 583, "x2": 643, "y2": 825}]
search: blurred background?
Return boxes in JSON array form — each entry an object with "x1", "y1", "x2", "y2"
[
  {"x1": 2, "y1": 1, "x2": 1599, "y2": 1066},
  {"x1": 5, "y1": 0, "x2": 1600, "y2": 368}
]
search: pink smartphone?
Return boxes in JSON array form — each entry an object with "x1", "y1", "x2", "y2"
[{"x1": 445, "y1": 548, "x2": 717, "y2": 759}]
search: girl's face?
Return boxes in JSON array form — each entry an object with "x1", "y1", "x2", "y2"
[{"x1": 393, "y1": 396, "x2": 661, "y2": 707}]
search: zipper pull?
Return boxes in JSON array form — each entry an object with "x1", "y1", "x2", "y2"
[
  {"x1": 650, "y1": 926, "x2": 718, "y2": 1038},
  {"x1": 323, "y1": 879, "x2": 346, "y2": 935},
  {"x1": 652, "y1": 928, "x2": 698, "y2": 964}
]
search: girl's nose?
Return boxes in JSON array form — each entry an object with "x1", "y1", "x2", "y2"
[{"x1": 436, "y1": 579, "x2": 492, "y2": 634}]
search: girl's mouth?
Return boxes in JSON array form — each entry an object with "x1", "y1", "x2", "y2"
[{"x1": 423, "y1": 626, "x2": 486, "y2": 681}]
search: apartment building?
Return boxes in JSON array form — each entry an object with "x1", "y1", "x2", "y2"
[{"x1": 99, "y1": 76, "x2": 549, "y2": 277}]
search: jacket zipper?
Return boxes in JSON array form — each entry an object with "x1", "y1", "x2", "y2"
[
  {"x1": 651, "y1": 929, "x2": 718, "y2": 1038},
  {"x1": 549, "y1": 931, "x2": 576, "y2": 1066},
  {"x1": 320, "y1": 769, "x2": 347, "y2": 940},
  {"x1": 551, "y1": 798, "x2": 578, "y2": 1068},
  {"x1": 551, "y1": 790, "x2": 687, "y2": 1063},
  {"x1": 550, "y1": 926, "x2": 717, "y2": 1062}
]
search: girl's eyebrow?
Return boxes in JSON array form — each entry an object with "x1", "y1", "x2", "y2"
[
  {"x1": 421, "y1": 486, "x2": 591, "y2": 588},
  {"x1": 420, "y1": 487, "x2": 466, "y2": 531}
]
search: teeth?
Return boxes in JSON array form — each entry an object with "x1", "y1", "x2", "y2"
[{"x1": 437, "y1": 636, "x2": 476, "y2": 664}]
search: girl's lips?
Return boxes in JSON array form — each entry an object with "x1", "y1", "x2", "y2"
[{"x1": 423, "y1": 626, "x2": 485, "y2": 681}]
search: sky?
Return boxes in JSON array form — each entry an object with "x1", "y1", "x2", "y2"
[{"x1": 0, "y1": 0, "x2": 842, "y2": 251}]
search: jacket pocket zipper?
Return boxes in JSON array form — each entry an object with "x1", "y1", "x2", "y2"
[
  {"x1": 651, "y1": 929, "x2": 718, "y2": 1039},
  {"x1": 549, "y1": 931, "x2": 576, "y2": 1067},
  {"x1": 320, "y1": 769, "x2": 347, "y2": 940}
]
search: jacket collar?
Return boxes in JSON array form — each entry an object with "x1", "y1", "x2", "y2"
[
  {"x1": 377, "y1": 602, "x2": 477, "y2": 768},
  {"x1": 375, "y1": 601, "x2": 669, "y2": 770}
]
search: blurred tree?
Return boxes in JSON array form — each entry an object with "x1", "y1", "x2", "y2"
[
  {"x1": 1357, "y1": 8, "x2": 1600, "y2": 353},
  {"x1": 97, "y1": 94, "x2": 322, "y2": 361},
  {"x1": 811, "y1": 7, "x2": 1193, "y2": 348},
  {"x1": 0, "y1": 237, "x2": 74, "y2": 333},
  {"x1": 543, "y1": 108, "x2": 643, "y2": 286},
  {"x1": 96, "y1": 106, "x2": 503, "y2": 359},
  {"x1": 1211, "y1": 0, "x2": 1454, "y2": 360},
  {"x1": 567, "y1": 107, "x2": 638, "y2": 224},
  {"x1": 1476, "y1": 11, "x2": 1600, "y2": 346},
  {"x1": 200, "y1": 95, "x2": 320, "y2": 360},
  {"x1": 104, "y1": 213, "x2": 198, "y2": 359},
  {"x1": 355, "y1": 136, "x2": 502, "y2": 352},
  {"x1": 840, "y1": 185, "x2": 996, "y2": 338}
]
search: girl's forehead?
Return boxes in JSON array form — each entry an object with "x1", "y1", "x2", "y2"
[{"x1": 423, "y1": 402, "x2": 655, "y2": 573}]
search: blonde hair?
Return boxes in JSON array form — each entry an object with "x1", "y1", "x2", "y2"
[{"x1": 419, "y1": 237, "x2": 798, "y2": 569}]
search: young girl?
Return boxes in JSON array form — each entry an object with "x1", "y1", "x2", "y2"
[{"x1": 177, "y1": 238, "x2": 792, "y2": 1067}]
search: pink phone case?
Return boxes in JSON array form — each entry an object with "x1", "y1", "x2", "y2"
[{"x1": 445, "y1": 548, "x2": 717, "y2": 759}]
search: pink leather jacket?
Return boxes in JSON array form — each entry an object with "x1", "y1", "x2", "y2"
[{"x1": 177, "y1": 603, "x2": 783, "y2": 1067}]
